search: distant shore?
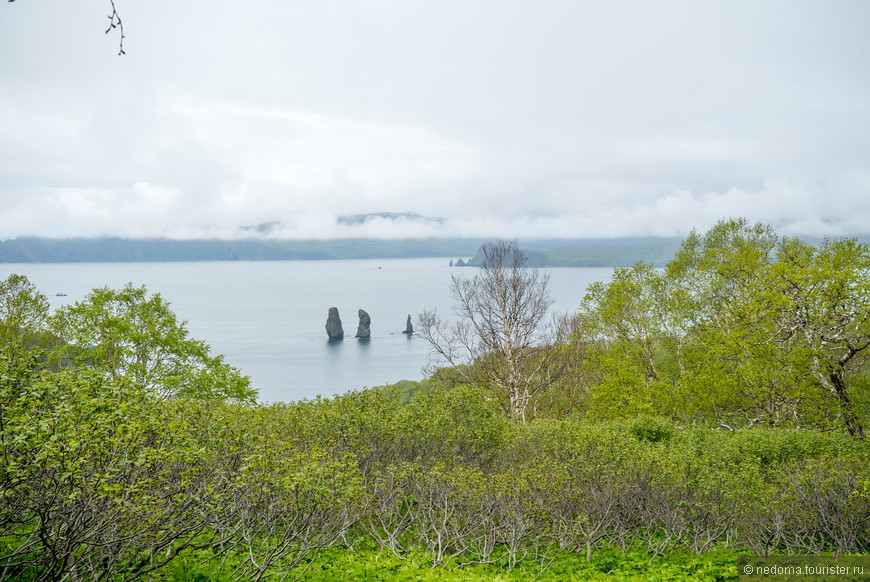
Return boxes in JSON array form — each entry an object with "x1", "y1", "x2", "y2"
[{"x1": 0, "y1": 236, "x2": 683, "y2": 267}]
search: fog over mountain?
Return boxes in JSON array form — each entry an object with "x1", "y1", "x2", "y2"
[{"x1": 1, "y1": 1, "x2": 869, "y2": 241}]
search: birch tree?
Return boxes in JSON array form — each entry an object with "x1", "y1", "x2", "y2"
[{"x1": 418, "y1": 240, "x2": 561, "y2": 422}]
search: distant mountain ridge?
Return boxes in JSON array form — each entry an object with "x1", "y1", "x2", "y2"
[
  {"x1": 336, "y1": 212, "x2": 446, "y2": 226},
  {"x1": 234, "y1": 213, "x2": 446, "y2": 235}
]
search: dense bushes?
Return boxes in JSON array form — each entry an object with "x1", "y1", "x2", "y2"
[
  {"x1": 3, "y1": 354, "x2": 867, "y2": 580},
  {"x1": 1, "y1": 348, "x2": 221, "y2": 580},
  {"x1": 0, "y1": 349, "x2": 362, "y2": 581}
]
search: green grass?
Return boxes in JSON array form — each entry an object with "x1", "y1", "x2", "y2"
[{"x1": 163, "y1": 543, "x2": 743, "y2": 581}]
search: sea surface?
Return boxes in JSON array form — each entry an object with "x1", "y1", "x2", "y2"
[{"x1": 1, "y1": 259, "x2": 613, "y2": 403}]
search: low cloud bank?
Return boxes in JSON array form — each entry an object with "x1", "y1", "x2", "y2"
[{"x1": 2, "y1": 174, "x2": 868, "y2": 242}]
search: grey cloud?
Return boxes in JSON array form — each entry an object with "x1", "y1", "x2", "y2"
[{"x1": 1, "y1": 0, "x2": 869, "y2": 240}]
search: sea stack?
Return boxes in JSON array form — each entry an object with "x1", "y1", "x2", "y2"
[
  {"x1": 325, "y1": 307, "x2": 344, "y2": 340},
  {"x1": 403, "y1": 314, "x2": 413, "y2": 335},
  {"x1": 355, "y1": 309, "x2": 371, "y2": 339}
]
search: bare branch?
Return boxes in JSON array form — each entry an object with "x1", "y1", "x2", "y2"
[{"x1": 105, "y1": 0, "x2": 125, "y2": 55}]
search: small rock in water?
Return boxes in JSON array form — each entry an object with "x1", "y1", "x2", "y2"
[{"x1": 403, "y1": 314, "x2": 414, "y2": 335}]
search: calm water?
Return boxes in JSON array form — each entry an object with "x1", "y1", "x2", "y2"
[{"x1": 1, "y1": 259, "x2": 612, "y2": 402}]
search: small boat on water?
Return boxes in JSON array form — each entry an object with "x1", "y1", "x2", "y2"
[{"x1": 55, "y1": 293, "x2": 67, "y2": 297}]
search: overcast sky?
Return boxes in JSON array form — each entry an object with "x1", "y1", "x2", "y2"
[{"x1": 1, "y1": 0, "x2": 869, "y2": 240}]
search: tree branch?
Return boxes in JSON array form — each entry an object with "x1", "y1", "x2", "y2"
[{"x1": 105, "y1": 0, "x2": 125, "y2": 55}]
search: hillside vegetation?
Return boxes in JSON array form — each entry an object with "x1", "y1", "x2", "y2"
[{"x1": 1, "y1": 217, "x2": 868, "y2": 580}]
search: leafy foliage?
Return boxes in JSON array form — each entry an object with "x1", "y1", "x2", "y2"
[
  {"x1": 2, "y1": 349, "x2": 868, "y2": 580},
  {"x1": 576, "y1": 218, "x2": 870, "y2": 437},
  {"x1": 0, "y1": 274, "x2": 49, "y2": 346},
  {"x1": 2, "y1": 218, "x2": 870, "y2": 579},
  {"x1": 49, "y1": 283, "x2": 255, "y2": 402}
]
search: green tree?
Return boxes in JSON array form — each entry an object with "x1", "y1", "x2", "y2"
[
  {"x1": 578, "y1": 218, "x2": 870, "y2": 435},
  {"x1": 770, "y1": 236, "x2": 870, "y2": 439},
  {"x1": 49, "y1": 283, "x2": 256, "y2": 402},
  {"x1": 663, "y1": 218, "x2": 810, "y2": 426},
  {"x1": 578, "y1": 262, "x2": 687, "y2": 419},
  {"x1": 0, "y1": 274, "x2": 49, "y2": 346}
]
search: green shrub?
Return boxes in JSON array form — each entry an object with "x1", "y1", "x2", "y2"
[{"x1": 628, "y1": 415, "x2": 675, "y2": 442}]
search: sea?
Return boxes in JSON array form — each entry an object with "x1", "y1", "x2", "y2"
[{"x1": 1, "y1": 259, "x2": 613, "y2": 403}]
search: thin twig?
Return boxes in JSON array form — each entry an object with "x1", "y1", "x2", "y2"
[{"x1": 105, "y1": 0, "x2": 125, "y2": 55}]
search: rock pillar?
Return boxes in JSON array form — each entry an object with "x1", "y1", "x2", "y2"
[
  {"x1": 355, "y1": 309, "x2": 371, "y2": 339},
  {"x1": 325, "y1": 307, "x2": 344, "y2": 340}
]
